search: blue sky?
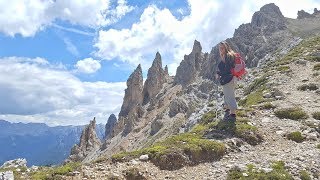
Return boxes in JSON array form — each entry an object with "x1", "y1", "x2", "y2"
[{"x1": 0, "y1": 0, "x2": 319, "y2": 126}]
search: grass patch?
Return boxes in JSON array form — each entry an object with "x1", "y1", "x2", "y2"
[
  {"x1": 275, "y1": 108, "x2": 308, "y2": 120},
  {"x1": 312, "y1": 112, "x2": 320, "y2": 120},
  {"x1": 314, "y1": 63, "x2": 320, "y2": 71},
  {"x1": 287, "y1": 131, "x2": 305, "y2": 143},
  {"x1": 244, "y1": 76, "x2": 268, "y2": 95},
  {"x1": 297, "y1": 83, "x2": 318, "y2": 91},
  {"x1": 239, "y1": 88, "x2": 265, "y2": 107},
  {"x1": 227, "y1": 161, "x2": 293, "y2": 180},
  {"x1": 112, "y1": 125, "x2": 225, "y2": 170},
  {"x1": 300, "y1": 170, "x2": 312, "y2": 180},
  {"x1": 277, "y1": 66, "x2": 290, "y2": 72},
  {"x1": 199, "y1": 110, "x2": 217, "y2": 124},
  {"x1": 260, "y1": 102, "x2": 276, "y2": 109},
  {"x1": 31, "y1": 162, "x2": 81, "y2": 180},
  {"x1": 210, "y1": 118, "x2": 263, "y2": 145},
  {"x1": 317, "y1": 144, "x2": 320, "y2": 149}
]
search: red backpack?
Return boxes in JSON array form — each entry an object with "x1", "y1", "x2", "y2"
[{"x1": 231, "y1": 53, "x2": 246, "y2": 79}]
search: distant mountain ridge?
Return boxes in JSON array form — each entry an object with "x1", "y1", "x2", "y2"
[{"x1": 0, "y1": 119, "x2": 105, "y2": 166}]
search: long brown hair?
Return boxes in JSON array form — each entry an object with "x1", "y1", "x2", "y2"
[{"x1": 219, "y1": 41, "x2": 236, "y2": 65}]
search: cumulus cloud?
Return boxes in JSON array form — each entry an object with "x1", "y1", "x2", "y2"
[
  {"x1": 75, "y1": 58, "x2": 101, "y2": 74},
  {"x1": 94, "y1": 0, "x2": 320, "y2": 75},
  {"x1": 0, "y1": 0, "x2": 134, "y2": 37},
  {"x1": 0, "y1": 57, "x2": 126, "y2": 125}
]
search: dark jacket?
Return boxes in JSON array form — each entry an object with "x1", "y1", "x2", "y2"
[{"x1": 217, "y1": 55, "x2": 235, "y2": 85}]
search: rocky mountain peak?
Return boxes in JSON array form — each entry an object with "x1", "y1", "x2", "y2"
[
  {"x1": 192, "y1": 40, "x2": 202, "y2": 54},
  {"x1": 174, "y1": 40, "x2": 204, "y2": 86},
  {"x1": 67, "y1": 118, "x2": 101, "y2": 162},
  {"x1": 297, "y1": 10, "x2": 314, "y2": 19},
  {"x1": 143, "y1": 52, "x2": 167, "y2": 104},
  {"x1": 105, "y1": 114, "x2": 117, "y2": 139},
  {"x1": 119, "y1": 64, "x2": 143, "y2": 117},
  {"x1": 251, "y1": 3, "x2": 286, "y2": 29},
  {"x1": 314, "y1": 8, "x2": 320, "y2": 15}
]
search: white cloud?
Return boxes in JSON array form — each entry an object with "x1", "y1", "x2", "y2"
[
  {"x1": 94, "y1": 0, "x2": 320, "y2": 75},
  {"x1": 0, "y1": 57, "x2": 126, "y2": 125},
  {"x1": 63, "y1": 38, "x2": 80, "y2": 57},
  {"x1": 75, "y1": 58, "x2": 101, "y2": 74},
  {"x1": 0, "y1": 0, "x2": 134, "y2": 37}
]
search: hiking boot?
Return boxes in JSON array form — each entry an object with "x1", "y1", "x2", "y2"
[
  {"x1": 223, "y1": 109, "x2": 230, "y2": 121},
  {"x1": 227, "y1": 114, "x2": 236, "y2": 122}
]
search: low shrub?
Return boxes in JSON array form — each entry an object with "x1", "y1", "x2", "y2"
[
  {"x1": 287, "y1": 131, "x2": 305, "y2": 143},
  {"x1": 275, "y1": 108, "x2": 308, "y2": 120},
  {"x1": 227, "y1": 161, "x2": 293, "y2": 180}
]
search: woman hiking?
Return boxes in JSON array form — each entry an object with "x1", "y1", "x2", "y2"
[{"x1": 215, "y1": 41, "x2": 238, "y2": 122}]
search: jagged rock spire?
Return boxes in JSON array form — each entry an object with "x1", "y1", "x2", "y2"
[
  {"x1": 119, "y1": 64, "x2": 143, "y2": 117},
  {"x1": 192, "y1": 40, "x2": 202, "y2": 54},
  {"x1": 164, "y1": 65, "x2": 169, "y2": 76},
  {"x1": 105, "y1": 114, "x2": 117, "y2": 140},
  {"x1": 67, "y1": 118, "x2": 101, "y2": 162},
  {"x1": 142, "y1": 52, "x2": 167, "y2": 104},
  {"x1": 174, "y1": 40, "x2": 204, "y2": 86}
]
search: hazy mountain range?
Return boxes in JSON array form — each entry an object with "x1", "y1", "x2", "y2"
[{"x1": 0, "y1": 119, "x2": 105, "y2": 166}]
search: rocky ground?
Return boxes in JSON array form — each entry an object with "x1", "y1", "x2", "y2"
[{"x1": 55, "y1": 40, "x2": 320, "y2": 180}]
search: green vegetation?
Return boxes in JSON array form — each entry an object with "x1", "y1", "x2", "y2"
[
  {"x1": 297, "y1": 83, "x2": 319, "y2": 91},
  {"x1": 111, "y1": 115, "x2": 225, "y2": 170},
  {"x1": 210, "y1": 117, "x2": 263, "y2": 145},
  {"x1": 239, "y1": 88, "x2": 265, "y2": 107},
  {"x1": 199, "y1": 110, "x2": 217, "y2": 124},
  {"x1": 123, "y1": 167, "x2": 146, "y2": 180},
  {"x1": 314, "y1": 63, "x2": 320, "y2": 71},
  {"x1": 287, "y1": 131, "x2": 305, "y2": 143},
  {"x1": 317, "y1": 144, "x2": 320, "y2": 149},
  {"x1": 277, "y1": 66, "x2": 291, "y2": 72},
  {"x1": 274, "y1": 108, "x2": 308, "y2": 120},
  {"x1": 260, "y1": 102, "x2": 276, "y2": 110},
  {"x1": 243, "y1": 76, "x2": 268, "y2": 95},
  {"x1": 227, "y1": 161, "x2": 293, "y2": 180},
  {"x1": 312, "y1": 112, "x2": 320, "y2": 120},
  {"x1": 31, "y1": 162, "x2": 81, "y2": 180},
  {"x1": 300, "y1": 170, "x2": 312, "y2": 180}
]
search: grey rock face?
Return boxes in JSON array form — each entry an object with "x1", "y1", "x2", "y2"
[
  {"x1": 150, "y1": 119, "x2": 163, "y2": 135},
  {"x1": 251, "y1": 3, "x2": 286, "y2": 30},
  {"x1": 169, "y1": 98, "x2": 189, "y2": 118},
  {"x1": 119, "y1": 65, "x2": 144, "y2": 117},
  {"x1": 164, "y1": 65, "x2": 169, "y2": 76},
  {"x1": 105, "y1": 114, "x2": 117, "y2": 140},
  {"x1": 143, "y1": 52, "x2": 167, "y2": 104},
  {"x1": 174, "y1": 40, "x2": 204, "y2": 86},
  {"x1": 297, "y1": 10, "x2": 314, "y2": 19},
  {"x1": 68, "y1": 118, "x2": 101, "y2": 162}
]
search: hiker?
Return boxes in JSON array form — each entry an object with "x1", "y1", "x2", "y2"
[{"x1": 215, "y1": 41, "x2": 239, "y2": 122}]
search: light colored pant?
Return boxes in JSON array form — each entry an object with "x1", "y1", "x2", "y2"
[{"x1": 222, "y1": 77, "x2": 237, "y2": 112}]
